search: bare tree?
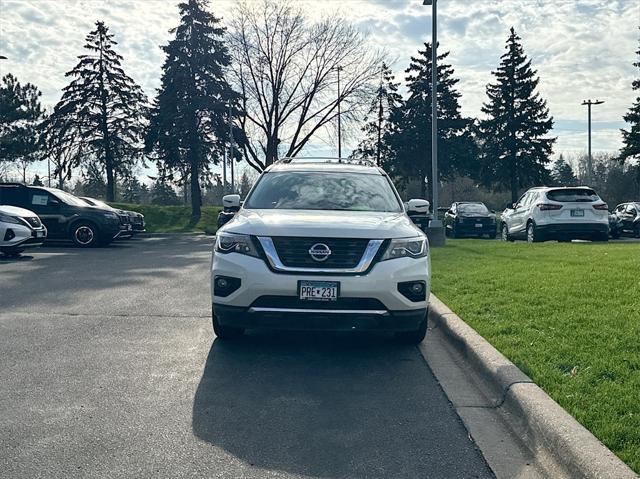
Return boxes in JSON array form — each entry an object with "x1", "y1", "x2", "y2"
[{"x1": 229, "y1": 0, "x2": 384, "y2": 171}]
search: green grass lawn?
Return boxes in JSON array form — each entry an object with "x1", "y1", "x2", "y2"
[
  {"x1": 430, "y1": 239, "x2": 640, "y2": 472},
  {"x1": 110, "y1": 203, "x2": 221, "y2": 234}
]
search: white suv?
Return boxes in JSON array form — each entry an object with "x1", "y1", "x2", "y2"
[
  {"x1": 500, "y1": 186, "x2": 609, "y2": 243},
  {"x1": 0, "y1": 205, "x2": 47, "y2": 256},
  {"x1": 210, "y1": 158, "x2": 431, "y2": 343}
]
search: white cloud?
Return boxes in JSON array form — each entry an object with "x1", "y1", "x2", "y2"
[{"x1": 1, "y1": 0, "x2": 638, "y2": 168}]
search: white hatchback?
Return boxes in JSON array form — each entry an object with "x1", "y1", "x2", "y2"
[
  {"x1": 210, "y1": 158, "x2": 431, "y2": 343},
  {"x1": 0, "y1": 205, "x2": 47, "y2": 256},
  {"x1": 500, "y1": 186, "x2": 609, "y2": 243}
]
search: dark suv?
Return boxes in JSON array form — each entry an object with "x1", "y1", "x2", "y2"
[
  {"x1": 0, "y1": 183, "x2": 126, "y2": 247},
  {"x1": 611, "y1": 202, "x2": 640, "y2": 238}
]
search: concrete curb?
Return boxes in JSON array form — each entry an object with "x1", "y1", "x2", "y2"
[
  {"x1": 137, "y1": 232, "x2": 214, "y2": 237},
  {"x1": 428, "y1": 294, "x2": 637, "y2": 479}
]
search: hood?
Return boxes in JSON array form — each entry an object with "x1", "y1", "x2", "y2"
[
  {"x1": 0, "y1": 205, "x2": 39, "y2": 218},
  {"x1": 223, "y1": 209, "x2": 423, "y2": 239}
]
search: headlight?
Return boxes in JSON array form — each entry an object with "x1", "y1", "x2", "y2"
[
  {"x1": 381, "y1": 236, "x2": 428, "y2": 261},
  {"x1": 0, "y1": 213, "x2": 21, "y2": 224},
  {"x1": 215, "y1": 232, "x2": 259, "y2": 257}
]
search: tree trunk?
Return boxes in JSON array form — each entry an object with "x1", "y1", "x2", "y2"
[
  {"x1": 189, "y1": 157, "x2": 201, "y2": 224},
  {"x1": 105, "y1": 156, "x2": 115, "y2": 201},
  {"x1": 510, "y1": 157, "x2": 518, "y2": 203}
]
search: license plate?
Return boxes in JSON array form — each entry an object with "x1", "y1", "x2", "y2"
[
  {"x1": 475, "y1": 223, "x2": 483, "y2": 228},
  {"x1": 298, "y1": 281, "x2": 339, "y2": 301},
  {"x1": 571, "y1": 209, "x2": 585, "y2": 217}
]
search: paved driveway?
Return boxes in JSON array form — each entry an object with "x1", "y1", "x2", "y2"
[{"x1": 0, "y1": 236, "x2": 494, "y2": 479}]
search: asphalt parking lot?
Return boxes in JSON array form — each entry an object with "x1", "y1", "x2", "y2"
[{"x1": 0, "y1": 236, "x2": 494, "y2": 479}]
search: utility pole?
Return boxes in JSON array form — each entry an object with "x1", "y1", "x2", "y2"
[
  {"x1": 581, "y1": 99, "x2": 604, "y2": 185},
  {"x1": 337, "y1": 66, "x2": 343, "y2": 159}
]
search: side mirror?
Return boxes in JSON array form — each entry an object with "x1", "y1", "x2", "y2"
[
  {"x1": 407, "y1": 199, "x2": 430, "y2": 214},
  {"x1": 222, "y1": 194, "x2": 241, "y2": 210},
  {"x1": 505, "y1": 202, "x2": 514, "y2": 210},
  {"x1": 49, "y1": 199, "x2": 61, "y2": 207}
]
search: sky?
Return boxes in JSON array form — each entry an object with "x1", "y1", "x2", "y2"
[{"x1": 0, "y1": 0, "x2": 639, "y2": 181}]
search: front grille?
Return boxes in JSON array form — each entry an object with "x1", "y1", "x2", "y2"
[
  {"x1": 24, "y1": 216, "x2": 41, "y2": 228},
  {"x1": 251, "y1": 296, "x2": 387, "y2": 310},
  {"x1": 270, "y1": 237, "x2": 370, "y2": 268},
  {"x1": 118, "y1": 214, "x2": 131, "y2": 225},
  {"x1": 131, "y1": 216, "x2": 143, "y2": 225}
]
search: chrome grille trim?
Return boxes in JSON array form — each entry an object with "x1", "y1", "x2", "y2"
[{"x1": 257, "y1": 236, "x2": 384, "y2": 273}]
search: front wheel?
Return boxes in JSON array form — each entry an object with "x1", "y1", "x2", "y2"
[
  {"x1": 501, "y1": 224, "x2": 513, "y2": 242},
  {"x1": 0, "y1": 247, "x2": 25, "y2": 257},
  {"x1": 395, "y1": 319, "x2": 427, "y2": 345},
  {"x1": 70, "y1": 222, "x2": 100, "y2": 247},
  {"x1": 212, "y1": 313, "x2": 244, "y2": 340}
]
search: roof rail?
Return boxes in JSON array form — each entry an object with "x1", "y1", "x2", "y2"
[{"x1": 276, "y1": 156, "x2": 377, "y2": 167}]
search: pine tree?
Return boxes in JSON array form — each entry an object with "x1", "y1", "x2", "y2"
[
  {"x1": 478, "y1": 28, "x2": 555, "y2": 202},
  {"x1": 551, "y1": 154, "x2": 577, "y2": 186},
  {"x1": 620, "y1": 35, "x2": 639, "y2": 186},
  {"x1": 352, "y1": 63, "x2": 403, "y2": 166},
  {"x1": 146, "y1": 0, "x2": 239, "y2": 223},
  {"x1": 238, "y1": 171, "x2": 253, "y2": 198},
  {"x1": 385, "y1": 44, "x2": 475, "y2": 199},
  {"x1": 0, "y1": 74, "x2": 44, "y2": 169},
  {"x1": 47, "y1": 21, "x2": 147, "y2": 201},
  {"x1": 151, "y1": 178, "x2": 180, "y2": 205}
]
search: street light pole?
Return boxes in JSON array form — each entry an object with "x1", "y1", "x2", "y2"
[
  {"x1": 337, "y1": 66, "x2": 343, "y2": 159},
  {"x1": 581, "y1": 99, "x2": 604, "y2": 185},
  {"x1": 229, "y1": 102, "x2": 235, "y2": 193},
  {"x1": 423, "y1": 0, "x2": 444, "y2": 244}
]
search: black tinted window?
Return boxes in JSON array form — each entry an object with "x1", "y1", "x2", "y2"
[
  {"x1": 0, "y1": 187, "x2": 26, "y2": 206},
  {"x1": 458, "y1": 203, "x2": 489, "y2": 214},
  {"x1": 546, "y1": 189, "x2": 599, "y2": 202},
  {"x1": 244, "y1": 171, "x2": 402, "y2": 212}
]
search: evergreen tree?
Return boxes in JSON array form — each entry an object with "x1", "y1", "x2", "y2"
[
  {"x1": 151, "y1": 178, "x2": 180, "y2": 205},
  {"x1": 621, "y1": 36, "x2": 640, "y2": 161},
  {"x1": 146, "y1": 0, "x2": 239, "y2": 222},
  {"x1": 48, "y1": 21, "x2": 147, "y2": 201},
  {"x1": 238, "y1": 171, "x2": 253, "y2": 198},
  {"x1": 352, "y1": 63, "x2": 403, "y2": 166},
  {"x1": 0, "y1": 74, "x2": 44, "y2": 169},
  {"x1": 81, "y1": 162, "x2": 108, "y2": 199},
  {"x1": 551, "y1": 154, "x2": 577, "y2": 186},
  {"x1": 385, "y1": 44, "x2": 476, "y2": 199},
  {"x1": 478, "y1": 28, "x2": 555, "y2": 202},
  {"x1": 120, "y1": 175, "x2": 145, "y2": 203}
]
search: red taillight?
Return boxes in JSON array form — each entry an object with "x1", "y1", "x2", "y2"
[
  {"x1": 593, "y1": 203, "x2": 608, "y2": 210},
  {"x1": 537, "y1": 203, "x2": 562, "y2": 211}
]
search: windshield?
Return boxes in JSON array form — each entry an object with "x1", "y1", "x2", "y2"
[
  {"x1": 50, "y1": 189, "x2": 90, "y2": 207},
  {"x1": 458, "y1": 203, "x2": 489, "y2": 214},
  {"x1": 244, "y1": 171, "x2": 403, "y2": 212},
  {"x1": 546, "y1": 188, "x2": 599, "y2": 202}
]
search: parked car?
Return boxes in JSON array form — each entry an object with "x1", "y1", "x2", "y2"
[
  {"x1": 211, "y1": 157, "x2": 431, "y2": 344},
  {"x1": 610, "y1": 202, "x2": 640, "y2": 238},
  {"x1": 500, "y1": 186, "x2": 609, "y2": 243},
  {"x1": 443, "y1": 202, "x2": 497, "y2": 239},
  {"x1": 0, "y1": 205, "x2": 47, "y2": 256},
  {"x1": 0, "y1": 183, "x2": 127, "y2": 247},
  {"x1": 79, "y1": 197, "x2": 134, "y2": 237},
  {"x1": 217, "y1": 195, "x2": 241, "y2": 229}
]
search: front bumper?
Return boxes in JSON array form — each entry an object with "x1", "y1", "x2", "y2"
[
  {"x1": 2, "y1": 224, "x2": 47, "y2": 249},
  {"x1": 212, "y1": 250, "x2": 430, "y2": 310},
  {"x1": 213, "y1": 303, "x2": 427, "y2": 332}
]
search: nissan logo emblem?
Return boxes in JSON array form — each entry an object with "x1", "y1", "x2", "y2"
[{"x1": 308, "y1": 243, "x2": 332, "y2": 262}]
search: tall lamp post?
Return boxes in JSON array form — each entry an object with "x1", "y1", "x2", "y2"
[
  {"x1": 581, "y1": 99, "x2": 604, "y2": 185},
  {"x1": 336, "y1": 66, "x2": 343, "y2": 159},
  {"x1": 423, "y1": 0, "x2": 445, "y2": 245}
]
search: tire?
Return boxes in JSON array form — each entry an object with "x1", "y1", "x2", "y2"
[
  {"x1": 70, "y1": 222, "x2": 100, "y2": 247},
  {"x1": 526, "y1": 222, "x2": 541, "y2": 243},
  {"x1": 501, "y1": 224, "x2": 513, "y2": 242},
  {"x1": 0, "y1": 247, "x2": 24, "y2": 257},
  {"x1": 212, "y1": 312, "x2": 244, "y2": 340},
  {"x1": 610, "y1": 231, "x2": 620, "y2": 240},
  {"x1": 592, "y1": 233, "x2": 609, "y2": 242},
  {"x1": 395, "y1": 319, "x2": 428, "y2": 345}
]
